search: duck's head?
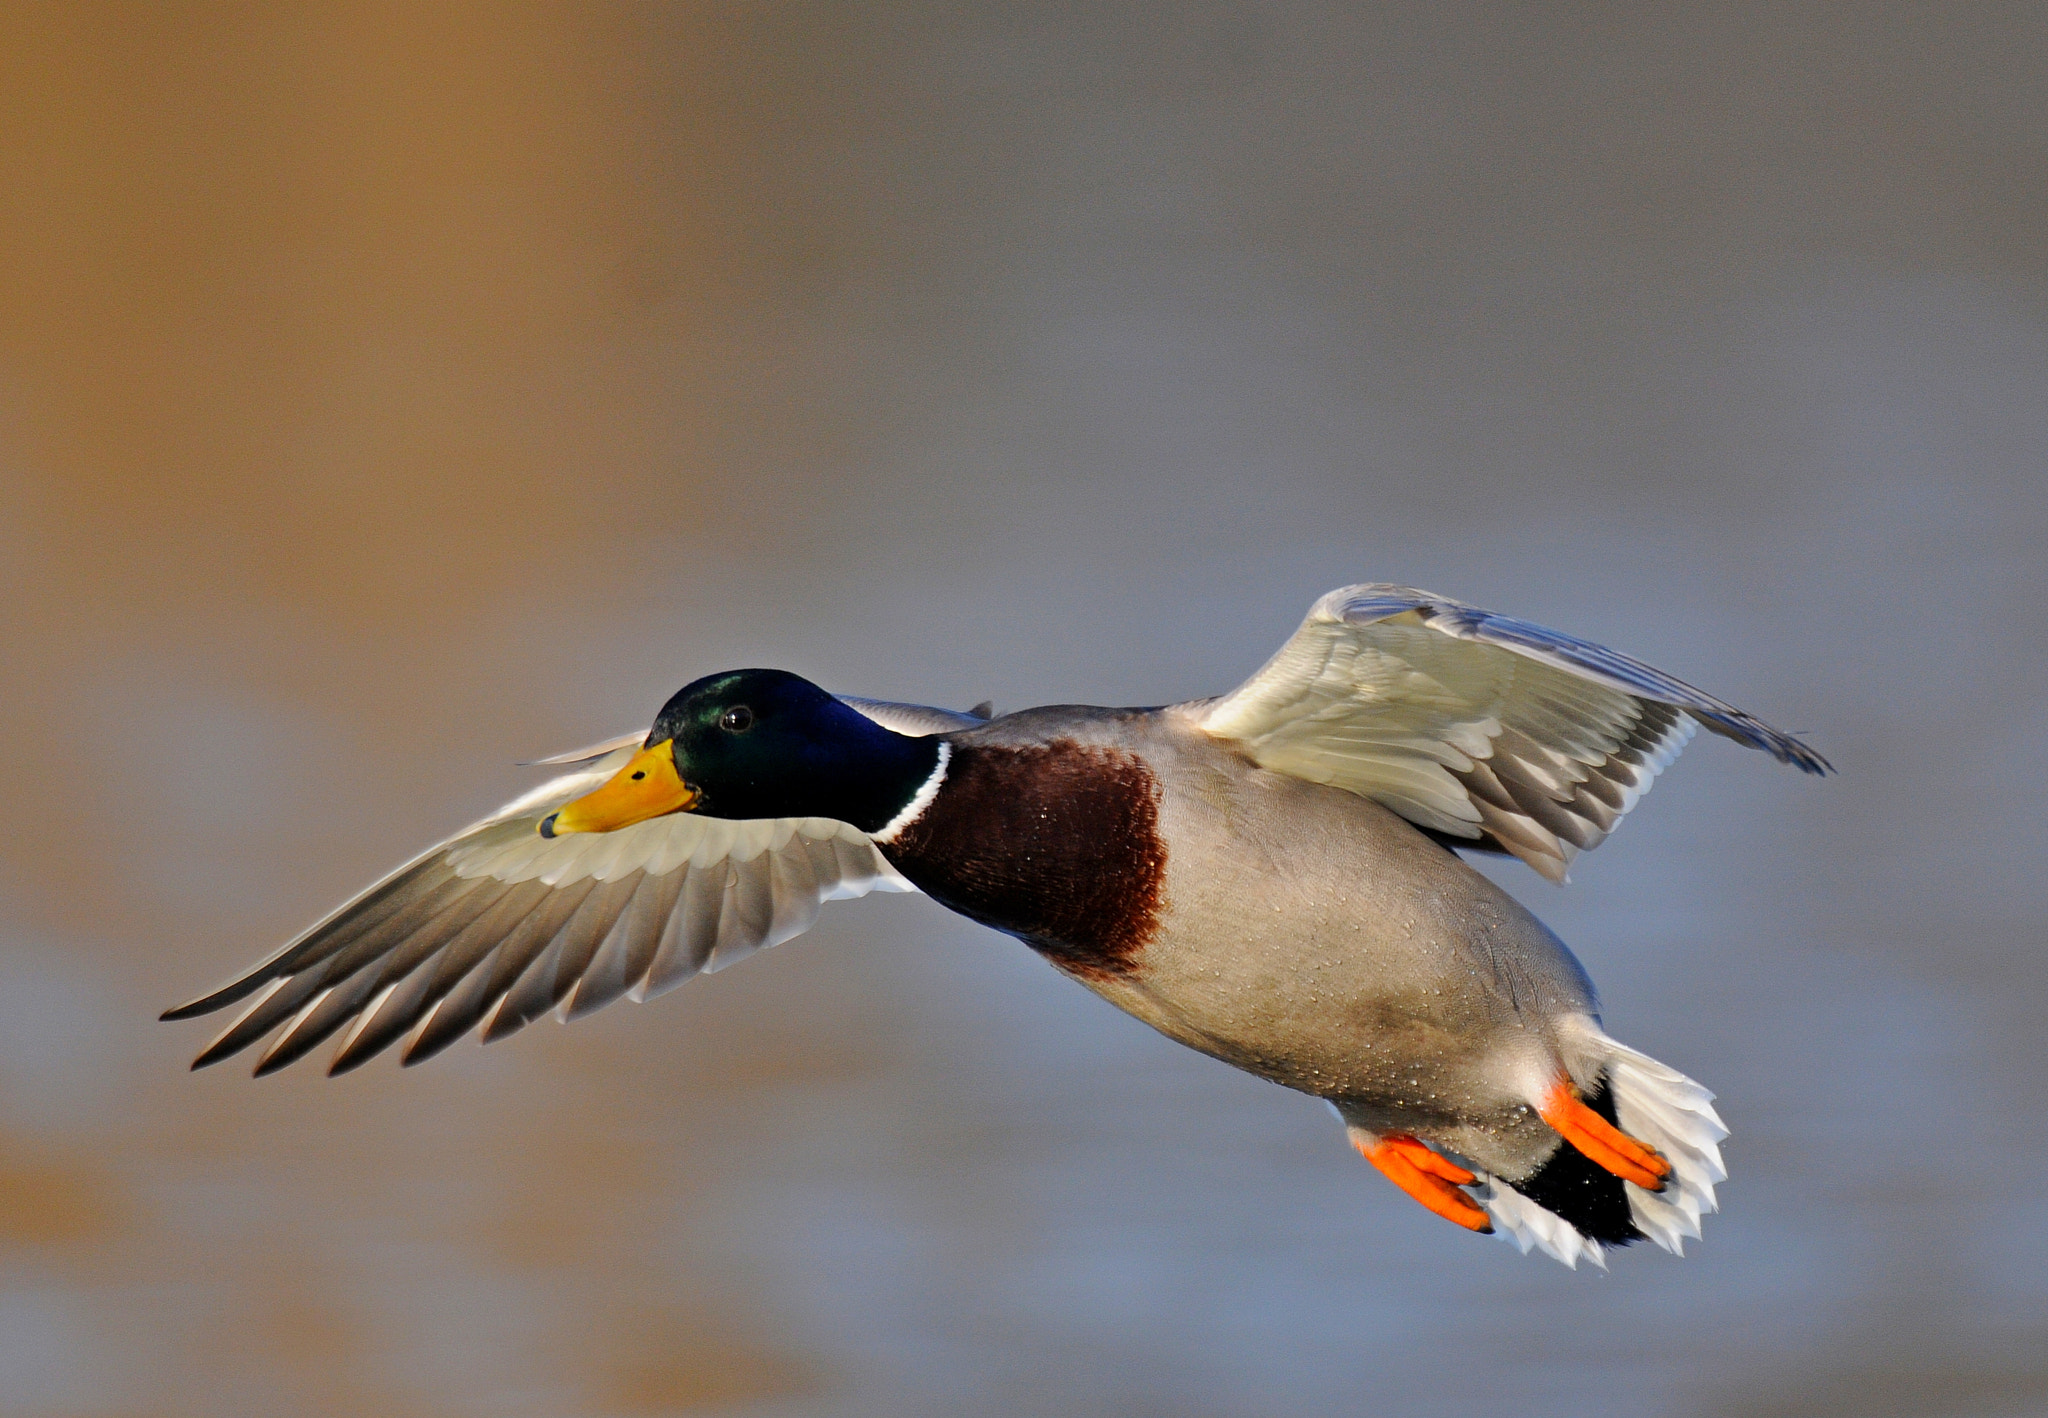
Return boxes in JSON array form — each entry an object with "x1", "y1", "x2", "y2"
[{"x1": 539, "y1": 668, "x2": 941, "y2": 839}]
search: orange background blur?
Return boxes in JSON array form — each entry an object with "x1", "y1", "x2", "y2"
[{"x1": 2, "y1": 6, "x2": 2044, "y2": 1416}]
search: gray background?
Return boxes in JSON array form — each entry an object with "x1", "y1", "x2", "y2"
[{"x1": 1, "y1": 5, "x2": 2043, "y2": 1415}]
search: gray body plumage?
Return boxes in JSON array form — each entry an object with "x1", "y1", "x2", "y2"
[{"x1": 936, "y1": 706, "x2": 1599, "y2": 1183}]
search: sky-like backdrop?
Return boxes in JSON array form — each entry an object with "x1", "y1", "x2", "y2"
[{"x1": 1, "y1": 6, "x2": 2044, "y2": 1415}]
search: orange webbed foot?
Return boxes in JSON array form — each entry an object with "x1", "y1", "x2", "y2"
[
  {"x1": 1358, "y1": 1134, "x2": 1493, "y2": 1233},
  {"x1": 1539, "y1": 1079, "x2": 1671, "y2": 1191}
]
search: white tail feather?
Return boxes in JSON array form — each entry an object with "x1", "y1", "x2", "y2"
[
  {"x1": 1608, "y1": 1039, "x2": 1728, "y2": 1255},
  {"x1": 1472, "y1": 1031, "x2": 1728, "y2": 1268},
  {"x1": 1469, "y1": 1175, "x2": 1609, "y2": 1269}
]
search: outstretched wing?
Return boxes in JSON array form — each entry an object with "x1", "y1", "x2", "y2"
[
  {"x1": 1195, "y1": 585, "x2": 1829, "y2": 883},
  {"x1": 163, "y1": 693, "x2": 982, "y2": 1076}
]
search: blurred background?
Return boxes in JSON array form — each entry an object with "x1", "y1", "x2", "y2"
[{"x1": 1, "y1": 4, "x2": 2044, "y2": 1415}]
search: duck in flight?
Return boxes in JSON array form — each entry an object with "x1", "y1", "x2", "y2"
[{"x1": 165, "y1": 584, "x2": 1828, "y2": 1268}]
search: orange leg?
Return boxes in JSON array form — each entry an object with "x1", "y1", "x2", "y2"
[
  {"x1": 1539, "y1": 1080, "x2": 1671, "y2": 1191},
  {"x1": 1357, "y1": 1134, "x2": 1493, "y2": 1233}
]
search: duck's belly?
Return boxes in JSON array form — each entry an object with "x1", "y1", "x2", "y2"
[
  {"x1": 1073, "y1": 758, "x2": 1599, "y2": 1154},
  {"x1": 878, "y1": 710, "x2": 1602, "y2": 1173}
]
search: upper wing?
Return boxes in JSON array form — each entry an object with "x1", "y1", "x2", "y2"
[
  {"x1": 837, "y1": 695, "x2": 992, "y2": 734},
  {"x1": 1195, "y1": 585, "x2": 1830, "y2": 883},
  {"x1": 163, "y1": 698, "x2": 978, "y2": 1076}
]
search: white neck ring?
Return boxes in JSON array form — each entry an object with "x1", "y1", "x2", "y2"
[{"x1": 871, "y1": 742, "x2": 951, "y2": 844}]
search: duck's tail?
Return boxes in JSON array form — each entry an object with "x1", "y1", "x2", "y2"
[{"x1": 1470, "y1": 1035, "x2": 1729, "y2": 1269}]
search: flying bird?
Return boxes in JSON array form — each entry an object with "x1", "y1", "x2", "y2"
[{"x1": 165, "y1": 584, "x2": 1828, "y2": 1267}]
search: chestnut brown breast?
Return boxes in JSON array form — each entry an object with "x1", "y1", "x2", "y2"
[{"x1": 880, "y1": 739, "x2": 1167, "y2": 981}]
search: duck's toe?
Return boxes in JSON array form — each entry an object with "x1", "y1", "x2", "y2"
[
  {"x1": 1357, "y1": 1133, "x2": 1493, "y2": 1233},
  {"x1": 1539, "y1": 1079, "x2": 1672, "y2": 1192}
]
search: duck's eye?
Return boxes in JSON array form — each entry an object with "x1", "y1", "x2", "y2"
[{"x1": 718, "y1": 706, "x2": 755, "y2": 733}]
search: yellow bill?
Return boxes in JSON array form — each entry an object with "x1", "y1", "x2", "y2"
[{"x1": 540, "y1": 739, "x2": 700, "y2": 837}]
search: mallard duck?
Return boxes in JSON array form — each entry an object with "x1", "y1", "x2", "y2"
[{"x1": 165, "y1": 584, "x2": 1828, "y2": 1267}]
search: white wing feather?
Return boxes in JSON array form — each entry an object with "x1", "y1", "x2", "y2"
[
  {"x1": 1196, "y1": 585, "x2": 1826, "y2": 882},
  {"x1": 166, "y1": 710, "x2": 948, "y2": 1075}
]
